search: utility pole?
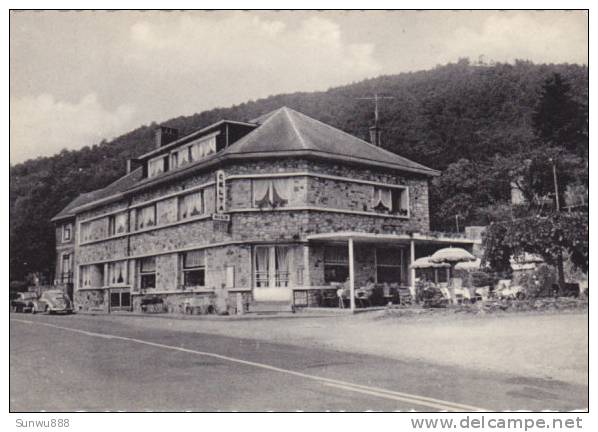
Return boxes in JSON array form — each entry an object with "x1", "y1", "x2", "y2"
[
  {"x1": 549, "y1": 156, "x2": 565, "y2": 295},
  {"x1": 356, "y1": 93, "x2": 394, "y2": 146}
]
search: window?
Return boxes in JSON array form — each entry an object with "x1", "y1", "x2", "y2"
[
  {"x1": 178, "y1": 191, "x2": 204, "y2": 220},
  {"x1": 171, "y1": 147, "x2": 191, "y2": 169},
  {"x1": 254, "y1": 246, "x2": 290, "y2": 288},
  {"x1": 80, "y1": 222, "x2": 91, "y2": 243},
  {"x1": 372, "y1": 186, "x2": 408, "y2": 216},
  {"x1": 108, "y1": 261, "x2": 128, "y2": 286},
  {"x1": 110, "y1": 289, "x2": 131, "y2": 310},
  {"x1": 376, "y1": 248, "x2": 402, "y2": 284},
  {"x1": 62, "y1": 223, "x2": 72, "y2": 242},
  {"x1": 61, "y1": 254, "x2": 72, "y2": 283},
  {"x1": 181, "y1": 250, "x2": 205, "y2": 288},
  {"x1": 80, "y1": 264, "x2": 103, "y2": 288},
  {"x1": 108, "y1": 212, "x2": 128, "y2": 236},
  {"x1": 148, "y1": 156, "x2": 166, "y2": 178},
  {"x1": 190, "y1": 136, "x2": 217, "y2": 161},
  {"x1": 80, "y1": 265, "x2": 91, "y2": 288},
  {"x1": 136, "y1": 204, "x2": 156, "y2": 230},
  {"x1": 253, "y1": 178, "x2": 292, "y2": 208},
  {"x1": 225, "y1": 266, "x2": 235, "y2": 288},
  {"x1": 139, "y1": 257, "x2": 156, "y2": 290},
  {"x1": 324, "y1": 246, "x2": 349, "y2": 283}
]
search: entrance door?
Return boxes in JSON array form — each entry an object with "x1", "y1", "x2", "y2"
[
  {"x1": 110, "y1": 288, "x2": 132, "y2": 311},
  {"x1": 253, "y1": 245, "x2": 293, "y2": 302}
]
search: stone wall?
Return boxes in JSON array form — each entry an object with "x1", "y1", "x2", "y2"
[
  {"x1": 75, "y1": 289, "x2": 108, "y2": 312},
  {"x1": 69, "y1": 157, "x2": 432, "y2": 308}
]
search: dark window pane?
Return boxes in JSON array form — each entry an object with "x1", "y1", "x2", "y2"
[
  {"x1": 376, "y1": 266, "x2": 401, "y2": 284},
  {"x1": 324, "y1": 265, "x2": 349, "y2": 283},
  {"x1": 121, "y1": 292, "x2": 131, "y2": 307},
  {"x1": 184, "y1": 269, "x2": 205, "y2": 287},
  {"x1": 110, "y1": 292, "x2": 120, "y2": 307},
  {"x1": 141, "y1": 274, "x2": 156, "y2": 289}
]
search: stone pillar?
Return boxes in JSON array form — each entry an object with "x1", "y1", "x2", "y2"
[{"x1": 303, "y1": 245, "x2": 310, "y2": 288}]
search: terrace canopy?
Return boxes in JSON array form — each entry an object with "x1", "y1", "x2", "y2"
[{"x1": 306, "y1": 231, "x2": 477, "y2": 312}]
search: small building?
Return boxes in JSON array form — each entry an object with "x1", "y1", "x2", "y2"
[{"x1": 52, "y1": 107, "x2": 476, "y2": 313}]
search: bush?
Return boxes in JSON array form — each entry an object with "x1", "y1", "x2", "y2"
[
  {"x1": 9, "y1": 280, "x2": 28, "y2": 293},
  {"x1": 517, "y1": 264, "x2": 557, "y2": 298}
]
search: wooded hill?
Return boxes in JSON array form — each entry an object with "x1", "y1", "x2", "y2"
[{"x1": 10, "y1": 59, "x2": 588, "y2": 281}]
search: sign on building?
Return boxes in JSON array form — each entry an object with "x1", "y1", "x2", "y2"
[{"x1": 216, "y1": 170, "x2": 226, "y2": 213}]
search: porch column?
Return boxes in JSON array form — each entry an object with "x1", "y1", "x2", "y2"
[
  {"x1": 348, "y1": 238, "x2": 356, "y2": 313},
  {"x1": 410, "y1": 240, "x2": 416, "y2": 294},
  {"x1": 303, "y1": 245, "x2": 310, "y2": 287}
]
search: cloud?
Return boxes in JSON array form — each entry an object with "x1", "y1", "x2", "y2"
[
  {"x1": 439, "y1": 13, "x2": 588, "y2": 65},
  {"x1": 10, "y1": 93, "x2": 137, "y2": 163},
  {"x1": 128, "y1": 13, "x2": 380, "y2": 96}
]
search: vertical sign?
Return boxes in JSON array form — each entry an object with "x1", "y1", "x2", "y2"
[{"x1": 216, "y1": 170, "x2": 226, "y2": 213}]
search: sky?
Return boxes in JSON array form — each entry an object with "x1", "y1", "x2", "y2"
[{"x1": 9, "y1": 10, "x2": 588, "y2": 164}]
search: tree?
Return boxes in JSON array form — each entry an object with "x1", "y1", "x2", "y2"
[
  {"x1": 482, "y1": 213, "x2": 588, "y2": 283},
  {"x1": 532, "y1": 73, "x2": 588, "y2": 158}
]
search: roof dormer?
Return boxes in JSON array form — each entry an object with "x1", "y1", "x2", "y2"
[{"x1": 140, "y1": 120, "x2": 258, "y2": 179}]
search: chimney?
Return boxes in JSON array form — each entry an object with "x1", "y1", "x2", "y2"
[
  {"x1": 369, "y1": 124, "x2": 381, "y2": 147},
  {"x1": 154, "y1": 126, "x2": 179, "y2": 149}
]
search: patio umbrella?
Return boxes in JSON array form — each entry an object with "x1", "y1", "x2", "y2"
[
  {"x1": 430, "y1": 247, "x2": 476, "y2": 264},
  {"x1": 454, "y1": 258, "x2": 482, "y2": 271},
  {"x1": 410, "y1": 256, "x2": 450, "y2": 269},
  {"x1": 411, "y1": 256, "x2": 450, "y2": 285}
]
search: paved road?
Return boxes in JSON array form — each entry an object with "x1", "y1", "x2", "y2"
[{"x1": 10, "y1": 314, "x2": 587, "y2": 412}]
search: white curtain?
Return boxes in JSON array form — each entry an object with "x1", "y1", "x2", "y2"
[
  {"x1": 255, "y1": 247, "x2": 270, "y2": 287},
  {"x1": 149, "y1": 158, "x2": 164, "y2": 177},
  {"x1": 373, "y1": 187, "x2": 392, "y2": 211},
  {"x1": 81, "y1": 266, "x2": 90, "y2": 287},
  {"x1": 272, "y1": 179, "x2": 291, "y2": 206},
  {"x1": 253, "y1": 180, "x2": 271, "y2": 206},
  {"x1": 184, "y1": 250, "x2": 205, "y2": 268},
  {"x1": 178, "y1": 195, "x2": 188, "y2": 219},
  {"x1": 190, "y1": 142, "x2": 201, "y2": 161},
  {"x1": 187, "y1": 191, "x2": 203, "y2": 216},
  {"x1": 81, "y1": 222, "x2": 91, "y2": 242},
  {"x1": 140, "y1": 257, "x2": 156, "y2": 273},
  {"x1": 115, "y1": 212, "x2": 127, "y2": 233},
  {"x1": 179, "y1": 147, "x2": 190, "y2": 165},
  {"x1": 204, "y1": 137, "x2": 216, "y2": 155},
  {"x1": 140, "y1": 206, "x2": 155, "y2": 227},
  {"x1": 110, "y1": 261, "x2": 126, "y2": 285},
  {"x1": 275, "y1": 247, "x2": 289, "y2": 287}
]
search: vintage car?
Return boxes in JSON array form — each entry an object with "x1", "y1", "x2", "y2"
[
  {"x1": 11, "y1": 292, "x2": 38, "y2": 313},
  {"x1": 33, "y1": 290, "x2": 73, "y2": 314}
]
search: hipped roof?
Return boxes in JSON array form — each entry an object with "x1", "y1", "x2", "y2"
[{"x1": 53, "y1": 106, "x2": 438, "y2": 220}]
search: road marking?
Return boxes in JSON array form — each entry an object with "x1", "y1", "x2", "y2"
[{"x1": 11, "y1": 318, "x2": 487, "y2": 411}]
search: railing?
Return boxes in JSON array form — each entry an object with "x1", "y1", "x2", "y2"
[{"x1": 55, "y1": 272, "x2": 73, "y2": 284}]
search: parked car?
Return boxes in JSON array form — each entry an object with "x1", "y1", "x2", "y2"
[
  {"x1": 11, "y1": 292, "x2": 38, "y2": 313},
  {"x1": 33, "y1": 290, "x2": 73, "y2": 314}
]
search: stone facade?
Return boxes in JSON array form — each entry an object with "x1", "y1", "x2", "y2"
[{"x1": 64, "y1": 157, "x2": 433, "y2": 314}]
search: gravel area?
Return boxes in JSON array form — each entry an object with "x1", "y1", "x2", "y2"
[{"x1": 95, "y1": 309, "x2": 588, "y2": 386}]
